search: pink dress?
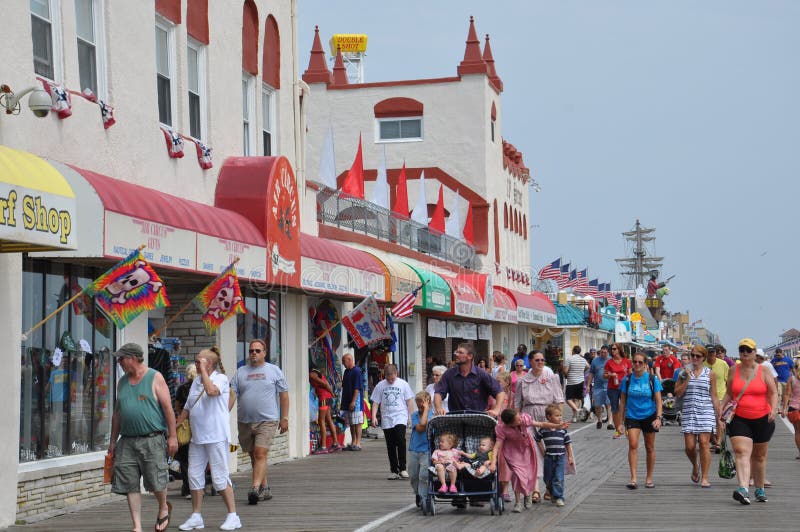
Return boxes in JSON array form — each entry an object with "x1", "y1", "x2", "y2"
[{"x1": 495, "y1": 412, "x2": 538, "y2": 495}]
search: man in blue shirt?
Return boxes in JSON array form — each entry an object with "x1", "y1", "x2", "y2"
[
  {"x1": 772, "y1": 348, "x2": 794, "y2": 401},
  {"x1": 587, "y1": 345, "x2": 611, "y2": 429},
  {"x1": 511, "y1": 344, "x2": 530, "y2": 369},
  {"x1": 341, "y1": 352, "x2": 364, "y2": 451},
  {"x1": 434, "y1": 342, "x2": 505, "y2": 417}
]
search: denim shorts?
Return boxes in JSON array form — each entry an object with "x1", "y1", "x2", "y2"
[{"x1": 607, "y1": 388, "x2": 622, "y2": 413}]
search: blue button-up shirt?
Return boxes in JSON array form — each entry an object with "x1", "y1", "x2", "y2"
[{"x1": 435, "y1": 364, "x2": 502, "y2": 412}]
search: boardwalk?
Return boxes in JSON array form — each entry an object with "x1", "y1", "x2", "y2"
[{"x1": 11, "y1": 420, "x2": 798, "y2": 531}]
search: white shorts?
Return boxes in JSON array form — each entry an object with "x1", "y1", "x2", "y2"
[{"x1": 188, "y1": 441, "x2": 231, "y2": 492}]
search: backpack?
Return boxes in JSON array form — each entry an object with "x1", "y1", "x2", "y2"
[{"x1": 624, "y1": 372, "x2": 656, "y2": 402}]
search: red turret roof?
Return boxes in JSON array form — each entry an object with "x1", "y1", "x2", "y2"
[
  {"x1": 331, "y1": 46, "x2": 349, "y2": 86},
  {"x1": 483, "y1": 34, "x2": 503, "y2": 92},
  {"x1": 302, "y1": 26, "x2": 332, "y2": 84},
  {"x1": 457, "y1": 16, "x2": 488, "y2": 76}
]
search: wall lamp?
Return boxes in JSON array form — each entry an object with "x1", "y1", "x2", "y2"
[{"x1": 1, "y1": 84, "x2": 52, "y2": 118}]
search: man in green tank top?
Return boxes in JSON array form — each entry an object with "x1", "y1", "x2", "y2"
[{"x1": 108, "y1": 343, "x2": 178, "y2": 532}]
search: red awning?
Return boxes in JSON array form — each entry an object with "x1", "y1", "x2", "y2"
[
  {"x1": 492, "y1": 286, "x2": 518, "y2": 323},
  {"x1": 300, "y1": 233, "x2": 388, "y2": 300},
  {"x1": 438, "y1": 272, "x2": 484, "y2": 319},
  {"x1": 74, "y1": 166, "x2": 265, "y2": 245},
  {"x1": 512, "y1": 289, "x2": 558, "y2": 326}
]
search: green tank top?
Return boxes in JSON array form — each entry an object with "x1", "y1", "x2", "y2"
[{"x1": 117, "y1": 368, "x2": 167, "y2": 436}]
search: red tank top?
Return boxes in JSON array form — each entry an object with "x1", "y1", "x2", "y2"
[
  {"x1": 312, "y1": 374, "x2": 333, "y2": 402},
  {"x1": 731, "y1": 365, "x2": 770, "y2": 419}
]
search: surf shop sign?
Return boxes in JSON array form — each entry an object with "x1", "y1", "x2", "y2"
[{"x1": 0, "y1": 184, "x2": 76, "y2": 250}]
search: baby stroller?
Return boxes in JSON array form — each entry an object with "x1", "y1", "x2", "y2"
[
  {"x1": 660, "y1": 379, "x2": 681, "y2": 425},
  {"x1": 424, "y1": 412, "x2": 504, "y2": 516}
]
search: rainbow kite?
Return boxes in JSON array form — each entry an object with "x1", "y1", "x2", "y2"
[
  {"x1": 85, "y1": 249, "x2": 170, "y2": 329},
  {"x1": 194, "y1": 263, "x2": 246, "y2": 335}
]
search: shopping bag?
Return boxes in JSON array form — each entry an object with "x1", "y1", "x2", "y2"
[
  {"x1": 103, "y1": 453, "x2": 114, "y2": 484},
  {"x1": 718, "y1": 430, "x2": 736, "y2": 479}
]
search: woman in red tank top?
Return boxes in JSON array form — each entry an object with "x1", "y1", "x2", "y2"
[
  {"x1": 721, "y1": 339, "x2": 778, "y2": 505},
  {"x1": 310, "y1": 368, "x2": 339, "y2": 454}
]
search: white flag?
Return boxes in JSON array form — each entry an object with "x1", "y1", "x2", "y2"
[
  {"x1": 370, "y1": 145, "x2": 389, "y2": 209},
  {"x1": 411, "y1": 170, "x2": 428, "y2": 225},
  {"x1": 445, "y1": 190, "x2": 461, "y2": 238},
  {"x1": 318, "y1": 126, "x2": 337, "y2": 189}
]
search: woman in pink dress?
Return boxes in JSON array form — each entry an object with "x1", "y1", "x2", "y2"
[{"x1": 490, "y1": 409, "x2": 559, "y2": 513}]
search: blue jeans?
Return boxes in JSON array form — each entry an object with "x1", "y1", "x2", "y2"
[
  {"x1": 407, "y1": 450, "x2": 429, "y2": 498},
  {"x1": 543, "y1": 454, "x2": 565, "y2": 500}
]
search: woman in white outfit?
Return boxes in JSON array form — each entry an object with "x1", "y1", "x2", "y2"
[{"x1": 177, "y1": 347, "x2": 242, "y2": 531}]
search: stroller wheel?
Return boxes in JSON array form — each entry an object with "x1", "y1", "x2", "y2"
[
  {"x1": 490, "y1": 497, "x2": 496, "y2": 515},
  {"x1": 428, "y1": 497, "x2": 436, "y2": 516}
]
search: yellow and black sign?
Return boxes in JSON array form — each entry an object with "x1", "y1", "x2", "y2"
[
  {"x1": 0, "y1": 146, "x2": 77, "y2": 252},
  {"x1": 329, "y1": 34, "x2": 368, "y2": 55}
]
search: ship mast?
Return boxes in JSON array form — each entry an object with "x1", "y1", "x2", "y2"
[{"x1": 615, "y1": 219, "x2": 663, "y2": 289}]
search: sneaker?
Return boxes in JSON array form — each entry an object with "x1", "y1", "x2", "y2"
[
  {"x1": 524, "y1": 493, "x2": 532, "y2": 509},
  {"x1": 351, "y1": 445, "x2": 362, "y2": 451},
  {"x1": 257, "y1": 486, "x2": 272, "y2": 501},
  {"x1": 219, "y1": 513, "x2": 242, "y2": 531},
  {"x1": 512, "y1": 501, "x2": 523, "y2": 513},
  {"x1": 754, "y1": 488, "x2": 768, "y2": 502},
  {"x1": 247, "y1": 488, "x2": 259, "y2": 506},
  {"x1": 555, "y1": 498, "x2": 565, "y2": 507},
  {"x1": 571, "y1": 415, "x2": 578, "y2": 423},
  {"x1": 343, "y1": 444, "x2": 355, "y2": 451},
  {"x1": 178, "y1": 513, "x2": 205, "y2": 531},
  {"x1": 312, "y1": 447, "x2": 329, "y2": 455},
  {"x1": 596, "y1": 421, "x2": 602, "y2": 429},
  {"x1": 387, "y1": 473, "x2": 401, "y2": 480},
  {"x1": 733, "y1": 487, "x2": 751, "y2": 505},
  {"x1": 613, "y1": 430, "x2": 622, "y2": 439},
  {"x1": 415, "y1": 494, "x2": 422, "y2": 507},
  {"x1": 607, "y1": 424, "x2": 615, "y2": 430},
  {"x1": 399, "y1": 470, "x2": 409, "y2": 479}
]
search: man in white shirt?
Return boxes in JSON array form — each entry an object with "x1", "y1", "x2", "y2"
[
  {"x1": 562, "y1": 345, "x2": 589, "y2": 422},
  {"x1": 371, "y1": 364, "x2": 415, "y2": 480},
  {"x1": 756, "y1": 349, "x2": 778, "y2": 378}
]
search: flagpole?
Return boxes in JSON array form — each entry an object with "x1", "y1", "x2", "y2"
[
  {"x1": 153, "y1": 257, "x2": 240, "y2": 338},
  {"x1": 21, "y1": 244, "x2": 147, "y2": 340},
  {"x1": 308, "y1": 319, "x2": 342, "y2": 348}
]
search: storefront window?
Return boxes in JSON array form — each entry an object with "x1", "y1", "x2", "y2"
[
  {"x1": 19, "y1": 259, "x2": 117, "y2": 462},
  {"x1": 236, "y1": 292, "x2": 281, "y2": 368}
]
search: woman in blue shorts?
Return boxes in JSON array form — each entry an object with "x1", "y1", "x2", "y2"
[{"x1": 620, "y1": 352, "x2": 662, "y2": 489}]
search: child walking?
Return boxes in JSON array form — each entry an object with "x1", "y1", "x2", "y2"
[
  {"x1": 431, "y1": 433, "x2": 471, "y2": 493},
  {"x1": 408, "y1": 391, "x2": 433, "y2": 509},
  {"x1": 534, "y1": 404, "x2": 575, "y2": 507}
]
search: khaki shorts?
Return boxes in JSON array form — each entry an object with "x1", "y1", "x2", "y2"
[
  {"x1": 238, "y1": 421, "x2": 279, "y2": 453},
  {"x1": 111, "y1": 434, "x2": 168, "y2": 494}
]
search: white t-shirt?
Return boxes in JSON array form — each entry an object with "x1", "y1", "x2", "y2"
[
  {"x1": 565, "y1": 354, "x2": 589, "y2": 385},
  {"x1": 426, "y1": 383, "x2": 448, "y2": 412},
  {"x1": 760, "y1": 361, "x2": 778, "y2": 378},
  {"x1": 370, "y1": 377, "x2": 414, "y2": 429},
  {"x1": 186, "y1": 371, "x2": 231, "y2": 444}
]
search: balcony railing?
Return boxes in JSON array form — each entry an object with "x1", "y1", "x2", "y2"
[{"x1": 317, "y1": 188, "x2": 477, "y2": 269}]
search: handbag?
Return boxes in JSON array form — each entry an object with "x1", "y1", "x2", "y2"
[
  {"x1": 720, "y1": 367, "x2": 756, "y2": 424},
  {"x1": 718, "y1": 427, "x2": 736, "y2": 479},
  {"x1": 176, "y1": 388, "x2": 204, "y2": 446}
]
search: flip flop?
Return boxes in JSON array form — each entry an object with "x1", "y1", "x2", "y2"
[
  {"x1": 645, "y1": 481, "x2": 655, "y2": 488},
  {"x1": 154, "y1": 501, "x2": 171, "y2": 532},
  {"x1": 701, "y1": 483, "x2": 712, "y2": 488},
  {"x1": 691, "y1": 472, "x2": 699, "y2": 484},
  {"x1": 626, "y1": 482, "x2": 638, "y2": 490},
  {"x1": 531, "y1": 491, "x2": 541, "y2": 503}
]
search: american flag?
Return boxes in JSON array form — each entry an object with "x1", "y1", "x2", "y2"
[
  {"x1": 585, "y1": 278, "x2": 600, "y2": 297},
  {"x1": 537, "y1": 258, "x2": 561, "y2": 280},
  {"x1": 268, "y1": 298, "x2": 278, "y2": 327},
  {"x1": 563, "y1": 269, "x2": 579, "y2": 288},
  {"x1": 556, "y1": 262, "x2": 571, "y2": 288},
  {"x1": 390, "y1": 284, "x2": 424, "y2": 319}
]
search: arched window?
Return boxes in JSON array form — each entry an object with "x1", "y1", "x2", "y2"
[
  {"x1": 523, "y1": 214, "x2": 528, "y2": 240},
  {"x1": 262, "y1": 15, "x2": 280, "y2": 89},
  {"x1": 503, "y1": 203, "x2": 508, "y2": 229},
  {"x1": 493, "y1": 200, "x2": 500, "y2": 264},
  {"x1": 374, "y1": 97, "x2": 423, "y2": 142},
  {"x1": 187, "y1": 0, "x2": 209, "y2": 44},
  {"x1": 242, "y1": 0, "x2": 259, "y2": 75},
  {"x1": 156, "y1": 0, "x2": 181, "y2": 24}
]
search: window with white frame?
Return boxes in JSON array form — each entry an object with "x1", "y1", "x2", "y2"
[
  {"x1": 31, "y1": 0, "x2": 62, "y2": 81},
  {"x1": 376, "y1": 117, "x2": 423, "y2": 142},
  {"x1": 242, "y1": 74, "x2": 256, "y2": 155},
  {"x1": 261, "y1": 84, "x2": 276, "y2": 156},
  {"x1": 155, "y1": 20, "x2": 175, "y2": 126},
  {"x1": 187, "y1": 39, "x2": 206, "y2": 140},
  {"x1": 74, "y1": 0, "x2": 105, "y2": 97}
]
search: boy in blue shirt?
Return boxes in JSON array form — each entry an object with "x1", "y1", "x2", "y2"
[
  {"x1": 534, "y1": 404, "x2": 574, "y2": 507},
  {"x1": 408, "y1": 391, "x2": 433, "y2": 509}
]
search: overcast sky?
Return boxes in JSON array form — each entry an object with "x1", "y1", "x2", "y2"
[{"x1": 298, "y1": 1, "x2": 800, "y2": 348}]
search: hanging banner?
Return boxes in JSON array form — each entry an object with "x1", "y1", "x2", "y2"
[{"x1": 427, "y1": 318, "x2": 447, "y2": 338}]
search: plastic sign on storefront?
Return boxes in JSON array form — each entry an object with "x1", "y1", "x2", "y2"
[
  {"x1": 329, "y1": 34, "x2": 368, "y2": 55},
  {"x1": 0, "y1": 185, "x2": 76, "y2": 251}
]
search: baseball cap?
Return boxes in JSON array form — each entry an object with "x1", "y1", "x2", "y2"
[
  {"x1": 114, "y1": 342, "x2": 144, "y2": 359},
  {"x1": 738, "y1": 338, "x2": 756, "y2": 351},
  {"x1": 601, "y1": 344, "x2": 611, "y2": 350},
  {"x1": 589, "y1": 348, "x2": 597, "y2": 353},
  {"x1": 755, "y1": 348, "x2": 765, "y2": 358}
]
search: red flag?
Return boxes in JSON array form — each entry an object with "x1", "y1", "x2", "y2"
[
  {"x1": 392, "y1": 163, "x2": 410, "y2": 218},
  {"x1": 429, "y1": 185, "x2": 446, "y2": 233},
  {"x1": 462, "y1": 203, "x2": 474, "y2": 245},
  {"x1": 341, "y1": 133, "x2": 364, "y2": 198}
]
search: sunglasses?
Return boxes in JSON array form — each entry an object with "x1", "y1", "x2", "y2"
[
  {"x1": 738, "y1": 347, "x2": 753, "y2": 353},
  {"x1": 249, "y1": 348, "x2": 263, "y2": 353},
  {"x1": 611, "y1": 347, "x2": 619, "y2": 351},
  {"x1": 691, "y1": 354, "x2": 704, "y2": 358},
  {"x1": 632, "y1": 360, "x2": 646, "y2": 365}
]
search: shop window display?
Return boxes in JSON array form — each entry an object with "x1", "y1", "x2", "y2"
[
  {"x1": 236, "y1": 292, "x2": 281, "y2": 368},
  {"x1": 20, "y1": 260, "x2": 116, "y2": 462}
]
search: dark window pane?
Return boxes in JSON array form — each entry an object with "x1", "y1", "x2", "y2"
[
  {"x1": 157, "y1": 75, "x2": 171, "y2": 125},
  {"x1": 401, "y1": 119, "x2": 421, "y2": 138},
  {"x1": 77, "y1": 40, "x2": 97, "y2": 94},
  {"x1": 380, "y1": 121, "x2": 400, "y2": 140},
  {"x1": 189, "y1": 92, "x2": 201, "y2": 138},
  {"x1": 263, "y1": 131, "x2": 272, "y2": 156},
  {"x1": 31, "y1": 15, "x2": 54, "y2": 79}
]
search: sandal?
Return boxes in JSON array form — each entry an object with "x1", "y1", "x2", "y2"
[
  {"x1": 626, "y1": 482, "x2": 638, "y2": 490},
  {"x1": 690, "y1": 472, "x2": 699, "y2": 484},
  {"x1": 154, "y1": 501, "x2": 171, "y2": 532},
  {"x1": 543, "y1": 491, "x2": 551, "y2": 501},
  {"x1": 645, "y1": 481, "x2": 655, "y2": 488},
  {"x1": 531, "y1": 491, "x2": 541, "y2": 503}
]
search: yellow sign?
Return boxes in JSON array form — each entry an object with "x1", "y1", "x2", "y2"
[{"x1": 329, "y1": 34, "x2": 368, "y2": 55}]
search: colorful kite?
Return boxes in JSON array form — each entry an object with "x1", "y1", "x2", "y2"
[
  {"x1": 84, "y1": 249, "x2": 169, "y2": 329},
  {"x1": 194, "y1": 263, "x2": 246, "y2": 335}
]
